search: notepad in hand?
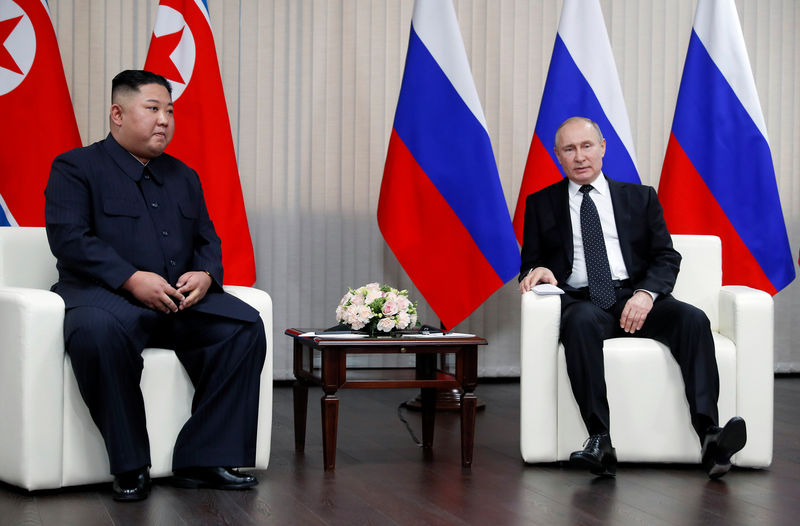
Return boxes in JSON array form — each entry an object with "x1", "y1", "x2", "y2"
[{"x1": 532, "y1": 283, "x2": 564, "y2": 295}]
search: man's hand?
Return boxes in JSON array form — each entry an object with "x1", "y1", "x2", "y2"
[
  {"x1": 122, "y1": 271, "x2": 184, "y2": 313},
  {"x1": 619, "y1": 290, "x2": 654, "y2": 333},
  {"x1": 175, "y1": 271, "x2": 213, "y2": 310},
  {"x1": 519, "y1": 267, "x2": 558, "y2": 294}
]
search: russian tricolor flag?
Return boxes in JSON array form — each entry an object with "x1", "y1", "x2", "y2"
[
  {"x1": 659, "y1": 0, "x2": 795, "y2": 294},
  {"x1": 512, "y1": 0, "x2": 639, "y2": 242},
  {"x1": 378, "y1": 0, "x2": 520, "y2": 330}
]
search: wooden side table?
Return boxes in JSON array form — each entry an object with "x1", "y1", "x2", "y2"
[{"x1": 285, "y1": 328, "x2": 487, "y2": 470}]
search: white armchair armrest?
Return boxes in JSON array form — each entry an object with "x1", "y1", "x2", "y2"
[
  {"x1": 519, "y1": 291, "x2": 562, "y2": 462},
  {"x1": 718, "y1": 285, "x2": 773, "y2": 467},
  {"x1": 223, "y1": 285, "x2": 274, "y2": 468},
  {"x1": 0, "y1": 287, "x2": 66, "y2": 490}
]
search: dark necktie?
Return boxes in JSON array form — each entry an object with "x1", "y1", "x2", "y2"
[{"x1": 579, "y1": 184, "x2": 616, "y2": 309}]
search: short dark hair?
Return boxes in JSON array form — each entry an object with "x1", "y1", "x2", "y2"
[{"x1": 111, "y1": 70, "x2": 172, "y2": 102}]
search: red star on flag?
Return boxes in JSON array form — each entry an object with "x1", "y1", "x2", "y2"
[
  {"x1": 147, "y1": 27, "x2": 185, "y2": 84},
  {"x1": 0, "y1": 15, "x2": 24, "y2": 75}
]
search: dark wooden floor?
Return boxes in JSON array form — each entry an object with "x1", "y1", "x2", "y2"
[{"x1": 2, "y1": 377, "x2": 798, "y2": 526}]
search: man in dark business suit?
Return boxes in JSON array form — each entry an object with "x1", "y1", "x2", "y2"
[
  {"x1": 45, "y1": 70, "x2": 266, "y2": 501},
  {"x1": 519, "y1": 116, "x2": 746, "y2": 479}
]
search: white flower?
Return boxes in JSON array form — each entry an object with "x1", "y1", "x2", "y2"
[
  {"x1": 355, "y1": 305, "x2": 372, "y2": 323},
  {"x1": 377, "y1": 317, "x2": 396, "y2": 332},
  {"x1": 396, "y1": 296, "x2": 409, "y2": 311},
  {"x1": 396, "y1": 311, "x2": 411, "y2": 329},
  {"x1": 350, "y1": 293, "x2": 365, "y2": 306},
  {"x1": 365, "y1": 289, "x2": 382, "y2": 304}
]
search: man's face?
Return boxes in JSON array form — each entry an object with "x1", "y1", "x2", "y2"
[
  {"x1": 110, "y1": 83, "x2": 174, "y2": 162},
  {"x1": 554, "y1": 120, "x2": 606, "y2": 185}
]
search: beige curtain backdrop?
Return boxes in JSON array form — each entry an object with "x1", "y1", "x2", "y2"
[{"x1": 49, "y1": 0, "x2": 799, "y2": 378}]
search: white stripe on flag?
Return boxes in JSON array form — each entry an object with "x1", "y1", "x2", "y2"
[
  {"x1": 559, "y1": 0, "x2": 637, "y2": 167},
  {"x1": 411, "y1": 0, "x2": 487, "y2": 129},
  {"x1": 0, "y1": 193, "x2": 18, "y2": 226},
  {"x1": 693, "y1": 0, "x2": 769, "y2": 140}
]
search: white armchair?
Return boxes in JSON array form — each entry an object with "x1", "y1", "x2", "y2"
[
  {"x1": 0, "y1": 227, "x2": 273, "y2": 490},
  {"x1": 520, "y1": 234, "x2": 773, "y2": 467}
]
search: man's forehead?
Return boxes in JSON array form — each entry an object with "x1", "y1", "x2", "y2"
[{"x1": 558, "y1": 124, "x2": 599, "y2": 144}]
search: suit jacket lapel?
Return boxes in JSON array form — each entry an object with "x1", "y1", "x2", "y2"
[{"x1": 607, "y1": 176, "x2": 634, "y2": 272}]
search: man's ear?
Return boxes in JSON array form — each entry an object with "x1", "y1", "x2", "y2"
[{"x1": 109, "y1": 103, "x2": 124, "y2": 127}]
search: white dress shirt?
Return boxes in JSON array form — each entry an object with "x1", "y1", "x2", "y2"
[{"x1": 565, "y1": 174, "x2": 629, "y2": 289}]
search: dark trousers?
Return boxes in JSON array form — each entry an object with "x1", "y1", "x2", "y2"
[
  {"x1": 559, "y1": 286, "x2": 719, "y2": 441},
  {"x1": 63, "y1": 303, "x2": 267, "y2": 475}
]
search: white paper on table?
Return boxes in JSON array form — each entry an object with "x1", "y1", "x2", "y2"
[
  {"x1": 411, "y1": 332, "x2": 475, "y2": 338},
  {"x1": 532, "y1": 284, "x2": 564, "y2": 295}
]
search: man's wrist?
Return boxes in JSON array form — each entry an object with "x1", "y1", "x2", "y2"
[{"x1": 634, "y1": 288, "x2": 658, "y2": 302}]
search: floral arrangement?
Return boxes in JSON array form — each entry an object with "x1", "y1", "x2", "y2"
[{"x1": 336, "y1": 282, "x2": 419, "y2": 335}]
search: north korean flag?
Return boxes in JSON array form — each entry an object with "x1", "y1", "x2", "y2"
[
  {"x1": 144, "y1": 0, "x2": 256, "y2": 285},
  {"x1": 0, "y1": 0, "x2": 80, "y2": 227}
]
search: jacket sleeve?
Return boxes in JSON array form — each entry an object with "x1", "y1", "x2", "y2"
[
  {"x1": 186, "y1": 170, "x2": 225, "y2": 290},
  {"x1": 633, "y1": 186, "x2": 681, "y2": 296},
  {"x1": 519, "y1": 193, "x2": 542, "y2": 282}
]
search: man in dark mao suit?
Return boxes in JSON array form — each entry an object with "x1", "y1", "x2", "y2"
[
  {"x1": 45, "y1": 70, "x2": 266, "y2": 501},
  {"x1": 519, "y1": 116, "x2": 746, "y2": 479}
]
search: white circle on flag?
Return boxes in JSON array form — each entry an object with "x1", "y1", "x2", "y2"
[
  {"x1": 0, "y1": 0, "x2": 36, "y2": 96},
  {"x1": 152, "y1": 5, "x2": 195, "y2": 101}
]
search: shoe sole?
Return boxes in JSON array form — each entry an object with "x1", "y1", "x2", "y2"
[
  {"x1": 569, "y1": 451, "x2": 617, "y2": 477},
  {"x1": 112, "y1": 486, "x2": 151, "y2": 502},
  {"x1": 113, "y1": 492, "x2": 149, "y2": 502},
  {"x1": 707, "y1": 418, "x2": 747, "y2": 480}
]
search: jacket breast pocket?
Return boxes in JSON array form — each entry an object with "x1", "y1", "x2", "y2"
[
  {"x1": 178, "y1": 201, "x2": 198, "y2": 220},
  {"x1": 103, "y1": 198, "x2": 142, "y2": 218}
]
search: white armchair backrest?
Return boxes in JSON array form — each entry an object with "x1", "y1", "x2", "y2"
[
  {"x1": 0, "y1": 227, "x2": 58, "y2": 290},
  {"x1": 670, "y1": 234, "x2": 722, "y2": 331}
]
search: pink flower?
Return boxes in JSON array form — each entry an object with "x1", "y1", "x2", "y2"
[{"x1": 382, "y1": 301, "x2": 399, "y2": 316}]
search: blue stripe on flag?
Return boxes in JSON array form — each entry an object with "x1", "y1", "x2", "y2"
[
  {"x1": 672, "y1": 31, "x2": 793, "y2": 287},
  {"x1": 533, "y1": 35, "x2": 639, "y2": 184},
  {"x1": 0, "y1": 193, "x2": 12, "y2": 226},
  {"x1": 393, "y1": 25, "x2": 519, "y2": 281}
]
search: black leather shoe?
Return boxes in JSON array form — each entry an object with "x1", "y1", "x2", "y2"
[
  {"x1": 570, "y1": 433, "x2": 617, "y2": 477},
  {"x1": 701, "y1": 416, "x2": 747, "y2": 479},
  {"x1": 172, "y1": 467, "x2": 258, "y2": 489},
  {"x1": 112, "y1": 467, "x2": 151, "y2": 502}
]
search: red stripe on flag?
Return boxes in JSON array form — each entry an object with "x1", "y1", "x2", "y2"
[
  {"x1": 513, "y1": 133, "x2": 563, "y2": 243},
  {"x1": 659, "y1": 134, "x2": 777, "y2": 295},
  {"x1": 378, "y1": 130, "x2": 505, "y2": 329}
]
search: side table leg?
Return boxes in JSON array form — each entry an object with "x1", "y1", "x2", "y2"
[
  {"x1": 421, "y1": 387, "x2": 436, "y2": 449},
  {"x1": 321, "y1": 394, "x2": 339, "y2": 470},
  {"x1": 460, "y1": 392, "x2": 478, "y2": 467},
  {"x1": 293, "y1": 380, "x2": 309, "y2": 452}
]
